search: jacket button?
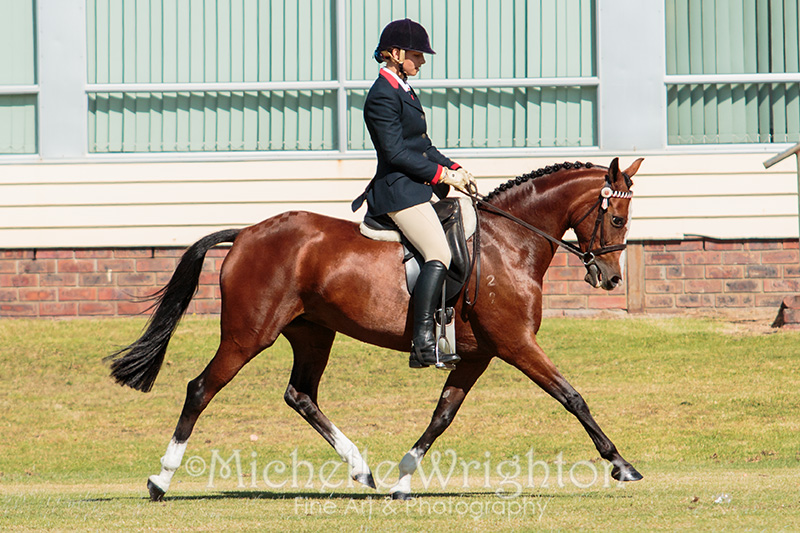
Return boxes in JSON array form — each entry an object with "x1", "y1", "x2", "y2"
[
  {"x1": 421, "y1": 133, "x2": 427, "y2": 139},
  {"x1": 421, "y1": 114, "x2": 425, "y2": 120}
]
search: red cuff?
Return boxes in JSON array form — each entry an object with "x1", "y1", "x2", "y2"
[
  {"x1": 450, "y1": 163, "x2": 461, "y2": 170},
  {"x1": 431, "y1": 165, "x2": 445, "y2": 185}
]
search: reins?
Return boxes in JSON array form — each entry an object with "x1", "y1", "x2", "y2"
[{"x1": 461, "y1": 180, "x2": 632, "y2": 307}]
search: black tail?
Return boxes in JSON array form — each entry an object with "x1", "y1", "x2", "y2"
[{"x1": 105, "y1": 229, "x2": 241, "y2": 392}]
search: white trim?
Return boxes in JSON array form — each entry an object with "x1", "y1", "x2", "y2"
[
  {"x1": 665, "y1": 74, "x2": 800, "y2": 85},
  {"x1": 0, "y1": 85, "x2": 39, "y2": 96},
  {"x1": 37, "y1": 0, "x2": 87, "y2": 159}
]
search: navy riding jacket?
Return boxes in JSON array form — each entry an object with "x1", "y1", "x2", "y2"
[{"x1": 352, "y1": 69, "x2": 460, "y2": 216}]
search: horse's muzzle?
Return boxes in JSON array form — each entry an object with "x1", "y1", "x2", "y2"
[{"x1": 584, "y1": 262, "x2": 622, "y2": 290}]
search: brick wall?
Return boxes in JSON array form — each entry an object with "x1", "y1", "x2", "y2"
[
  {"x1": 0, "y1": 248, "x2": 229, "y2": 318},
  {"x1": 1, "y1": 239, "x2": 798, "y2": 320},
  {"x1": 542, "y1": 239, "x2": 799, "y2": 320}
]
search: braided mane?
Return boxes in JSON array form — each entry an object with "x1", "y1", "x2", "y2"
[{"x1": 484, "y1": 161, "x2": 596, "y2": 201}]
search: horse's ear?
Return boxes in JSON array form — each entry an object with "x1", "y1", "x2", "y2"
[
  {"x1": 623, "y1": 157, "x2": 644, "y2": 178},
  {"x1": 607, "y1": 157, "x2": 620, "y2": 184}
]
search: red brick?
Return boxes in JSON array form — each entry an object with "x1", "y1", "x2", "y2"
[
  {"x1": 546, "y1": 296, "x2": 586, "y2": 309},
  {"x1": 717, "y1": 294, "x2": 754, "y2": 307},
  {"x1": 724, "y1": 280, "x2": 761, "y2": 293},
  {"x1": 19, "y1": 288, "x2": 57, "y2": 301},
  {"x1": 542, "y1": 281, "x2": 568, "y2": 294},
  {"x1": 645, "y1": 266, "x2": 665, "y2": 280},
  {"x1": 135, "y1": 258, "x2": 177, "y2": 273},
  {"x1": 0, "y1": 261, "x2": 17, "y2": 273},
  {"x1": 783, "y1": 308, "x2": 800, "y2": 324},
  {"x1": 683, "y1": 251, "x2": 721, "y2": 265},
  {"x1": 153, "y1": 248, "x2": 183, "y2": 258},
  {"x1": 19, "y1": 260, "x2": 57, "y2": 274},
  {"x1": 0, "y1": 303, "x2": 37, "y2": 317},
  {"x1": 746, "y1": 265, "x2": 779, "y2": 278},
  {"x1": 118, "y1": 273, "x2": 156, "y2": 286},
  {"x1": 114, "y1": 249, "x2": 152, "y2": 258},
  {"x1": 647, "y1": 280, "x2": 683, "y2": 293},
  {"x1": 78, "y1": 302, "x2": 115, "y2": 315},
  {"x1": 546, "y1": 267, "x2": 584, "y2": 282},
  {"x1": 645, "y1": 295, "x2": 675, "y2": 308},
  {"x1": 117, "y1": 301, "x2": 152, "y2": 315},
  {"x1": 761, "y1": 250, "x2": 799, "y2": 264},
  {"x1": 746, "y1": 241, "x2": 782, "y2": 251},
  {"x1": 666, "y1": 265, "x2": 704, "y2": 279},
  {"x1": 648, "y1": 252, "x2": 680, "y2": 265},
  {"x1": 198, "y1": 272, "x2": 221, "y2": 285},
  {"x1": 97, "y1": 259, "x2": 135, "y2": 272},
  {"x1": 0, "y1": 250, "x2": 34, "y2": 259},
  {"x1": 155, "y1": 273, "x2": 173, "y2": 285},
  {"x1": 567, "y1": 254, "x2": 585, "y2": 267},
  {"x1": 764, "y1": 279, "x2": 800, "y2": 293},
  {"x1": 40, "y1": 302, "x2": 78, "y2": 317},
  {"x1": 704, "y1": 241, "x2": 743, "y2": 251},
  {"x1": 0, "y1": 289, "x2": 17, "y2": 301},
  {"x1": 783, "y1": 240, "x2": 799, "y2": 250},
  {"x1": 194, "y1": 286, "x2": 216, "y2": 299},
  {"x1": 58, "y1": 288, "x2": 97, "y2": 301},
  {"x1": 785, "y1": 265, "x2": 800, "y2": 278},
  {"x1": 58, "y1": 259, "x2": 96, "y2": 273},
  {"x1": 756, "y1": 294, "x2": 784, "y2": 308},
  {"x1": 548, "y1": 253, "x2": 568, "y2": 267},
  {"x1": 676, "y1": 294, "x2": 715, "y2": 308},
  {"x1": 75, "y1": 250, "x2": 113, "y2": 258},
  {"x1": 722, "y1": 252, "x2": 760, "y2": 265},
  {"x1": 34, "y1": 250, "x2": 74, "y2": 259},
  {"x1": 98, "y1": 287, "x2": 144, "y2": 301},
  {"x1": 80, "y1": 273, "x2": 114, "y2": 286},
  {"x1": 0, "y1": 274, "x2": 36, "y2": 287},
  {"x1": 685, "y1": 280, "x2": 723, "y2": 293},
  {"x1": 40, "y1": 274, "x2": 78, "y2": 287},
  {"x1": 587, "y1": 295, "x2": 626, "y2": 309},
  {"x1": 706, "y1": 266, "x2": 743, "y2": 279},
  {"x1": 214, "y1": 258, "x2": 226, "y2": 270}
]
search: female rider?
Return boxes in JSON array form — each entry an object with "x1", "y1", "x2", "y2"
[{"x1": 351, "y1": 18, "x2": 476, "y2": 369}]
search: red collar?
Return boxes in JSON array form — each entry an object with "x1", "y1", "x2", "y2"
[{"x1": 379, "y1": 68, "x2": 400, "y2": 89}]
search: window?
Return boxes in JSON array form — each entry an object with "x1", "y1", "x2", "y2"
[
  {"x1": 0, "y1": 0, "x2": 37, "y2": 154},
  {"x1": 666, "y1": 0, "x2": 800, "y2": 144},
  {"x1": 85, "y1": 0, "x2": 597, "y2": 154}
]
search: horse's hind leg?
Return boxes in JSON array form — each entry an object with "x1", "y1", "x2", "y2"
[
  {"x1": 390, "y1": 358, "x2": 490, "y2": 499},
  {"x1": 282, "y1": 319, "x2": 375, "y2": 489},
  {"x1": 147, "y1": 338, "x2": 264, "y2": 500},
  {"x1": 502, "y1": 337, "x2": 642, "y2": 483}
]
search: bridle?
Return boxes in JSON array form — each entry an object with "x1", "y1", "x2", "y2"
[{"x1": 462, "y1": 175, "x2": 633, "y2": 306}]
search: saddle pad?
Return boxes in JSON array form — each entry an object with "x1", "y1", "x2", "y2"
[{"x1": 358, "y1": 197, "x2": 477, "y2": 242}]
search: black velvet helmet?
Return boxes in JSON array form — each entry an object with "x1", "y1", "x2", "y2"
[{"x1": 374, "y1": 18, "x2": 435, "y2": 62}]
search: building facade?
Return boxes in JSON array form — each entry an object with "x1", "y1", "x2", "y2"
[{"x1": 1, "y1": 0, "x2": 799, "y2": 319}]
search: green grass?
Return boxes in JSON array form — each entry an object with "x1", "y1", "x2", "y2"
[{"x1": 1, "y1": 316, "x2": 799, "y2": 531}]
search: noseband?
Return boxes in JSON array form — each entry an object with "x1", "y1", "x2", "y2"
[{"x1": 462, "y1": 178, "x2": 633, "y2": 305}]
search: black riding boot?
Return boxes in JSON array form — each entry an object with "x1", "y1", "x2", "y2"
[{"x1": 409, "y1": 260, "x2": 461, "y2": 369}]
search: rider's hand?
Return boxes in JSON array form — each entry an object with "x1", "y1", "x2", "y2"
[
  {"x1": 456, "y1": 168, "x2": 477, "y2": 191},
  {"x1": 439, "y1": 168, "x2": 470, "y2": 192}
]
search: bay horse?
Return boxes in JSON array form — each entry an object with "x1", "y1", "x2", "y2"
[{"x1": 107, "y1": 157, "x2": 644, "y2": 501}]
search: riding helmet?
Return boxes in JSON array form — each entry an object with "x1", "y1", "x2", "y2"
[{"x1": 374, "y1": 18, "x2": 435, "y2": 62}]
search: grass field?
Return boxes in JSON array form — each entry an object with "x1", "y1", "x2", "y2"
[{"x1": 1, "y1": 316, "x2": 799, "y2": 531}]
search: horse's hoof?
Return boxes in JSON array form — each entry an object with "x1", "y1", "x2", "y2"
[
  {"x1": 391, "y1": 491, "x2": 412, "y2": 501},
  {"x1": 147, "y1": 479, "x2": 166, "y2": 501},
  {"x1": 355, "y1": 472, "x2": 377, "y2": 490},
  {"x1": 612, "y1": 464, "x2": 643, "y2": 482}
]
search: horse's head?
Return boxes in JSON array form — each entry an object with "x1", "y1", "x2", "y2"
[{"x1": 572, "y1": 157, "x2": 642, "y2": 290}]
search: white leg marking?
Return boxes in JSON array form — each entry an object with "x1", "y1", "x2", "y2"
[
  {"x1": 148, "y1": 438, "x2": 187, "y2": 493},
  {"x1": 390, "y1": 448, "x2": 423, "y2": 495},
  {"x1": 330, "y1": 425, "x2": 370, "y2": 479}
]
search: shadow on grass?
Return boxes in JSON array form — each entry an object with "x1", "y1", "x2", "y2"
[{"x1": 90, "y1": 489, "x2": 633, "y2": 502}]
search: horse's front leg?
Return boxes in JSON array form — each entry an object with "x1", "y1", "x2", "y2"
[
  {"x1": 390, "y1": 358, "x2": 490, "y2": 499},
  {"x1": 500, "y1": 336, "x2": 642, "y2": 482}
]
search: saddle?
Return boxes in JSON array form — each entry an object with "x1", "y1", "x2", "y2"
[{"x1": 358, "y1": 197, "x2": 477, "y2": 303}]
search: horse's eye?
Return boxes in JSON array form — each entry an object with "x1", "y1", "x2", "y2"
[{"x1": 611, "y1": 216, "x2": 625, "y2": 228}]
